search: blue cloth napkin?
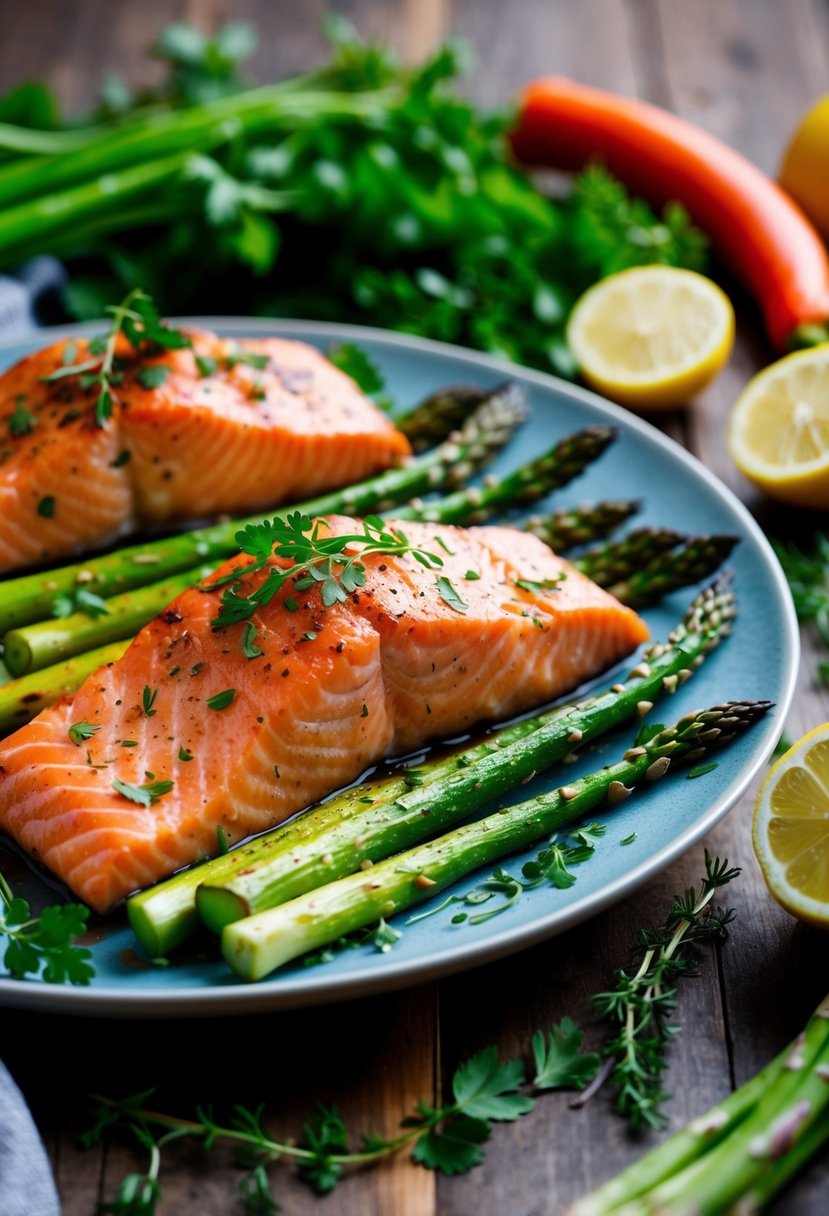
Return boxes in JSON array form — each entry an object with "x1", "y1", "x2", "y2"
[
  {"x1": 0, "y1": 257, "x2": 66, "y2": 339},
  {"x1": 0, "y1": 1062, "x2": 60, "y2": 1216}
]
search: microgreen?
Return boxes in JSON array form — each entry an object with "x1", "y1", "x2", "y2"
[
  {"x1": 0, "y1": 868, "x2": 94, "y2": 985},
  {"x1": 210, "y1": 512, "x2": 442, "y2": 629}
]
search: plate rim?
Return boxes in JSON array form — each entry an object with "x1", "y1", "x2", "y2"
[{"x1": 0, "y1": 318, "x2": 799, "y2": 1016}]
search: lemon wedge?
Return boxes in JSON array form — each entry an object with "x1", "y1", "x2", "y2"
[
  {"x1": 566, "y1": 266, "x2": 735, "y2": 413},
  {"x1": 728, "y1": 345, "x2": 829, "y2": 509},
  {"x1": 753, "y1": 725, "x2": 829, "y2": 927}
]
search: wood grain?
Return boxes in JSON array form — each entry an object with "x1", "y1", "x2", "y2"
[{"x1": 0, "y1": 0, "x2": 827, "y2": 1212}]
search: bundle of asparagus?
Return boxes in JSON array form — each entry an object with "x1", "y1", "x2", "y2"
[{"x1": 572, "y1": 995, "x2": 829, "y2": 1215}]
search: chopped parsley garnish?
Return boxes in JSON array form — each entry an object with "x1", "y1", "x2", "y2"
[
  {"x1": 195, "y1": 354, "x2": 218, "y2": 377},
  {"x1": 225, "y1": 348, "x2": 269, "y2": 370},
  {"x1": 110, "y1": 449, "x2": 131, "y2": 468},
  {"x1": 68, "y1": 721, "x2": 100, "y2": 745},
  {"x1": 620, "y1": 833, "x2": 637, "y2": 845},
  {"x1": 142, "y1": 686, "x2": 158, "y2": 717},
  {"x1": 514, "y1": 574, "x2": 566, "y2": 595},
  {"x1": 112, "y1": 777, "x2": 174, "y2": 807},
  {"x1": 178, "y1": 746, "x2": 194, "y2": 762},
  {"x1": 136, "y1": 364, "x2": 171, "y2": 389},
  {"x1": 241, "y1": 621, "x2": 264, "y2": 659},
  {"x1": 463, "y1": 569, "x2": 481, "y2": 580},
  {"x1": 211, "y1": 512, "x2": 442, "y2": 628},
  {"x1": 8, "y1": 396, "x2": 37, "y2": 437},
  {"x1": 688, "y1": 762, "x2": 719, "y2": 779},
  {"x1": 206, "y1": 689, "x2": 236, "y2": 710},
  {"x1": 121, "y1": 740, "x2": 138, "y2": 748},
  {"x1": 435, "y1": 576, "x2": 468, "y2": 613},
  {"x1": 37, "y1": 496, "x2": 56, "y2": 518}
]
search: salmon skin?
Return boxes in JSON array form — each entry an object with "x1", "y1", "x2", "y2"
[
  {"x1": 0, "y1": 518, "x2": 649, "y2": 913},
  {"x1": 0, "y1": 331, "x2": 410, "y2": 573}
]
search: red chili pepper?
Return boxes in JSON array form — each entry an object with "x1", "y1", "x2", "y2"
[{"x1": 510, "y1": 77, "x2": 829, "y2": 351}]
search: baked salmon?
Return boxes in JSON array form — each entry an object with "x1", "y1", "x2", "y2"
[
  {"x1": 0, "y1": 518, "x2": 648, "y2": 912},
  {"x1": 0, "y1": 332, "x2": 410, "y2": 573}
]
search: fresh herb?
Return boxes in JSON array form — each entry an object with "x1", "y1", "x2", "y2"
[
  {"x1": 37, "y1": 495, "x2": 56, "y2": 518},
  {"x1": 225, "y1": 348, "x2": 269, "y2": 371},
  {"x1": 299, "y1": 631, "x2": 317, "y2": 643},
  {"x1": 206, "y1": 688, "x2": 236, "y2": 710},
  {"x1": 195, "y1": 354, "x2": 218, "y2": 377},
  {"x1": 53, "y1": 587, "x2": 110, "y2": 619},
  {"x1": 771, "y1": 732, "x2": 792, "y2": 760},
  {"x1": 775, "y1": 535, "x2": 829, "y2": 681},
  {"x1": 532, "y1": 1018, "x2": 601, "y2": 1091},
  {"x1": 514, "y1": 574, "x2": 565, "y2": 595},
  {"x1": 241, "y1": 621, "x2": 264, "y2": 659},
  {"x1": 435, "y1": 576, "x2": 468, "y2": 613},
  {"x1": 688, "y1": 761, "x2": 718, "y2": 779},
  {"x1": 90, "y1": 1013, "x2": 604, "y2": 1207},
  {"x1": 178, "y1": 746, "x2": 193, "y2": 762},
  {"x1": 135, "y1": 365, "x2": 171, "y2": 389},
  {"x1": 328, "y1": 343, "x2": 391, "y2": 410},
  {"x1": 0, "y1": 868, "x2": 94, "y2": 985},
  {"x1": 8, "y1": 395, "x2": 37, "y2": 437},
  {"x1": 110, "y1": 449, "x2": 131, "y2": 468},
  {"x1": 216, "y1": 826, "x2": 230, "y2": 855},
  {"x1": 620, "y1": 832, "x2": 637, "y2": 846},
  {"x1": 142, "y1": 686, "x2": 158, "y2": 718},
  {"x1": 593, "y1": 850, "x2": 740, "y2": 1130},
  {"x1": 211, "y1": 512, "x2": 442, "y2": 628},
  {"x1": 42, "y1": 289, "x2": 191, "y2": 426},
  {"x1": 112, "y1": 777, "x2": 175, "y2": 807},
  {"x1": 68, "y1": 720, "x2": 101, "y2": 745}
]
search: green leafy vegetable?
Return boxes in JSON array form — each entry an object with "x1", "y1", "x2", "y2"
[
  {"x1": 0, "y1": 868, "x2": 94, "y2": 985},
  {"x1": 531, "y1": 1018, "x2": 601, "y2": 1091}
]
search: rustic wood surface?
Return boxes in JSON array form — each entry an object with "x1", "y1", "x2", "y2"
[{"x1": 1, "y1": 1, "x2": 828, "y2": 1212}]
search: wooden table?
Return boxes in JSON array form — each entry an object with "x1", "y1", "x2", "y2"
[{"x1": 1, "y1": 1, "x2": 828, "y2": 1212}]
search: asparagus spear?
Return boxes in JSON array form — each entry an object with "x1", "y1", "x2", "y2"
[
  {"x1": 605, "y1": 534, "x2": 739, "y2": 607},
  {"x1": 221, "y1": 699, "x2": 771, "y2": 981},
  {"x1": 4, "y1": 421, "x2": 613, "y2": 675},
  {"x1": 3, "y1": 567, "x2": 213, "y2": 677},
  {"x1": 128, "y1": 579, "x2": 735, "y2": 956},
  {"x1": 571, "y1": 528, "x2": 684, "y2": 587},
  {"x1": 393, "y1": 425, "x2": 617, "y2": 524},
  {"x1": 570, "y1": 1000, "x2": 829, "y2": 1215},
  {"x1": 396, "y1": 386, "x2": 487, "y2": 450},
  {"x1": 0, "y1": 382, "x2": 526, "y2": 635},
  {"x1": 524, "y1": 500, "x2": 640, "y2": 551},
  {"x1": 0, "y1": 641, "x2": 129, "y2": 733}
]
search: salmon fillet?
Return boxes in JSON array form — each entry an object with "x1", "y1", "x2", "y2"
[
  {"x1": 0, "y1": 518, "x2": 648, "y2": 912},
  {"x1": 0, "y1": 331, "x2": 410, "y2": 572}
]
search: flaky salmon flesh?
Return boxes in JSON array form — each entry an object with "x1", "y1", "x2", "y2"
[
  {"x1": 0, "y1": 518, "x2": 648, "y2": 913},
  {"x1": 0, "y1": 331, "x2": 410, "y2": 573}
]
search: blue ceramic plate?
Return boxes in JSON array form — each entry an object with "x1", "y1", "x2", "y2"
[{"x1": 0, "y1": 321, "x2": 798, "y2": 1015}]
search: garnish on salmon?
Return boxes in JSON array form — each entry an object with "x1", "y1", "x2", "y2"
[
  {"x1": 0, "y1": 518, "x2": 648, "y2": 913},
  {"x1": 0, "y1": 313, "x2": 410, "y2": 572}
]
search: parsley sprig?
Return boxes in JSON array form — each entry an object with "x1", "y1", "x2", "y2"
[
  {"x1": 211, "y1": 512, "x2": 443, "y2": 628},
  {"x1": 42, "y1": 289, "x2": 191, "y2": 426},
  {"x1": 0, "y1": 867, "x2": 94, "y2": 985},
  {"x1": 88, "y1": 1022, "x2": 598, "y2": 1209}
]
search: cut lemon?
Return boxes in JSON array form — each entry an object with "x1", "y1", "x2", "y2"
[
  {"x1": 566, "y1": 266, "x2": 735, "y2": 413},
  {"x1": 753, "y1": 724, "x2": 829, "y2": 927},
  {"x1": 728, "y1": 345, "x2": 829, "y2": 509}
]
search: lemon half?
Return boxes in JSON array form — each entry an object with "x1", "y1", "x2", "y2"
[
  {"x1": 753, "y1": 725, "x2": 829, "y2": 927},
  {"x1": 566, "y1": 266, "x2": 735, "y2": 413},
  {"x1": 728, "y1": 345, "x2": 829, "y2": 509}
]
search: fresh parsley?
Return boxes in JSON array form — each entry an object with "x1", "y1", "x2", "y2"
[
  {"x1": 241, "y1": 621, "x2": 264, "y2": 658},
  {"x1": 532, "y1": 1018, "x2": 600, "y2": 1091},
  {"x1": 135, "y1": 364, "x2": 171, "y2": 389},
  {"x1": 0, "y1": 868, "x2": 94, "y2": 985},
  {"x1": 206, "y1": 688, "x2": 236, "y2": 710},
  {"x1": 435, "y1": 576, "x2": 468, "y2": 613},
  {"x1": 37, "y1": 495, "x2": 56, "y2": 518},
  {"x1": 211, "y1": 512, "x2": 442, "y2": 628},
  {"x1": 68, "y1": 721, "x2": 101, "y2": 745},
  {"x1": 112, "y1": 777, "x2": 175, "y2": 807},
  {"x1": 8, "y1": 395, "x2": 37, "y2": 437}
]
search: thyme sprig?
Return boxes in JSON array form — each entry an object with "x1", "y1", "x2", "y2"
[
  {"x1": 42, "y1": 289, "x2": 191, "y2": 427},
  {"x1": 211, "y1": 512, "x2": 444, "y2": 629},
  {"x1": 593, "y1": 849, "x2": 740, "y2": 1130}
]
